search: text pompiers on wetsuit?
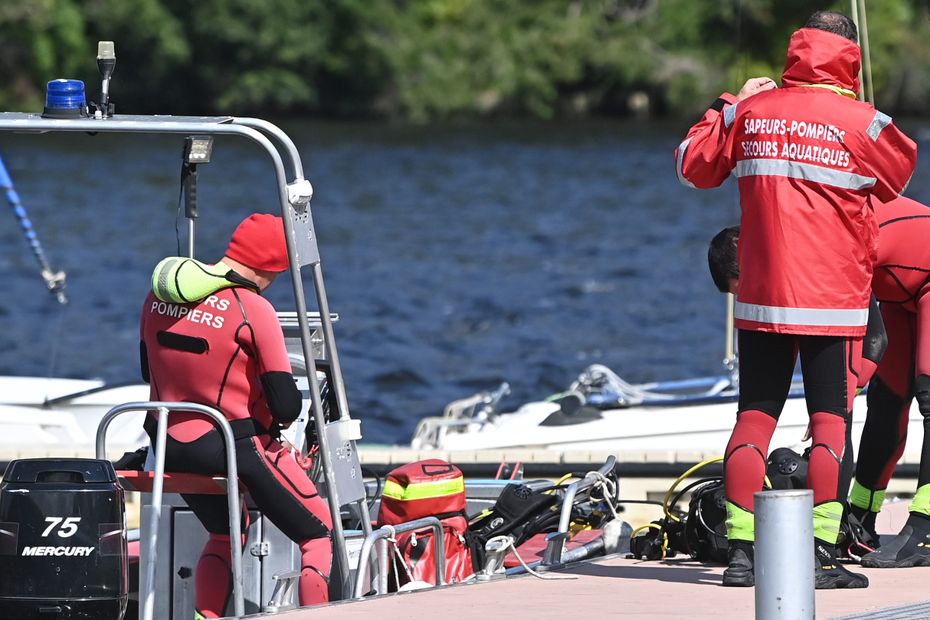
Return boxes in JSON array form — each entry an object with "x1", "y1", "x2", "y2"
[
  {"x1": 150, "y1": 294, "x2": 230, "y2": 329},
  {"x1": 740, "y1": 118, "x2": 851, "y2": 168}
]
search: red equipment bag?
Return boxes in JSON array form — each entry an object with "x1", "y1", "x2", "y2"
[{"x1": 377, "y1": 459, "x2": 473, "y2": 587}]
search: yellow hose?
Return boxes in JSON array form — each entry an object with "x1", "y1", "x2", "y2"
[
  {"x1": 662, "y1": 456, "x2": 772, "y2": 521},
  {"x1": 628, "y1": 454, "x2": 774, "y2": 561},
  {"x1": 630, "y1": 522, "x2": 669, "y2": 559},
  {"x1": 544, "y1": 473, "x2": 579, "y2": 495},
  {"x1": 663, "y1": 457, "x2": 724, "y2": 522}
]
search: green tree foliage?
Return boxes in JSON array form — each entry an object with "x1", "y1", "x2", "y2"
[
  {"x1": 1, "y1": 0, "x2": 927, "y2": 120},
  {"x1": 0, "y1": 1, "x2": 88, "y2": 110}
]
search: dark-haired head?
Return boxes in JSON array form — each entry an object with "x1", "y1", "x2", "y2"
[
  {"x1": 708, "y1": 226, "x2": 740, "y2": 294},
  {"x1": 805, "y1": 10, "x2": 858, "y2": 43}
]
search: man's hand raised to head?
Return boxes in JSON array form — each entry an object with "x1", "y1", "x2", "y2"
[{"x1": 737, "y1": 77, "x2": 777, "y2": 101}]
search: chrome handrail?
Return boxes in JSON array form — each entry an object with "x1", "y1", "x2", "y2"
[
  {"x1": 96, "y1": 401, "x2": 244, "y2": 620},
  {"x1": 352, "y1": 516, "x2": 446, "y2": 599},
  {"x1": 542, "y1": 455, "x2": 617, "y2": 566}
]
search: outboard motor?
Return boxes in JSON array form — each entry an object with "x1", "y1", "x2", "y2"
[{"x1": 0, "y1": 458, "x2": 128, "y2": 619}]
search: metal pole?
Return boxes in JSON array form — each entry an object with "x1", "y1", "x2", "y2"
[
  {"x1": 725, "y1": 293, "x2": 735, "y2": 364},
  {"x1": 352, "y1": 518, "x2": 446, "y2": 599},
  {"x1": 279, "y1": 212, "x2": 351, "y2": 597},
  {"x1": 233, "y1": 118, "x2": 304, "y2": 181},
  {"x1": 754, "y1": 489, "x2": 815, "y2": 620},
  {"x1": 857, "y1": 0, "x2": 875, "y2": 106},
  {"x1": 96, "y1": 402, "x2": 245, "y2": 619},
  {"x1": 307, "y1": 261, "x2": 376, "y2": 582},
  {"x1": 310, "y1": 263, "x2": 351, "y2": 422},
  {"x1": 377, "y1": 538, "x2": 390, "y2": 594},
  {"x1": 142, "y1": 407, "x2": 169, "y2": 620}
]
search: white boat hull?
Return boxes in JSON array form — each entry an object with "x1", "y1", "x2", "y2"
[
  {"x1": 0, "y1": 376, "x2": 150, "y2": 452},
  {"x1": 432, "y1": 393, "x2": 925, "y2": 463}
]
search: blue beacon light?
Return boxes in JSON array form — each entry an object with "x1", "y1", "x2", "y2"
[{"x1": 42, "y1": 79, "x2": 87, "y2": 118}]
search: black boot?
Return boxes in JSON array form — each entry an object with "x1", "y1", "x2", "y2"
[
  {"x1": 722, "y1": 540, "x2": 754, "y2": 587},
  {"x1": 845, "y1": 507, "x2": 881, "y2": 558},
  {"x1": 860, "y1": 512, "x2": 930, "y2": 568},
  {"x1": 815, "y1": 539, "x2": 869, "y2": 589}
]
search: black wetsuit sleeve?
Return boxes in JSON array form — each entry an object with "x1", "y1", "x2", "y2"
[
  {"x1": 863, "y1": 295, "x2": 887, "y2": 365},
  {"x1": 261, "y1": 371, "x2": 302, "y2": 425},
  {"x1": 140, "y1": 340, "x2": 150, "y2": 384},
  {"x1": 709, "y1": 97, "x2": 729, "y2": 112}
]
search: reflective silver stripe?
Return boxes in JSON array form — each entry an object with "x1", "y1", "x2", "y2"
[
  {"x1": 735, "y1": 301, "x2": 868, "y2": 327},
  {"x1": 723, "y1": 103, "x2": 737, "y2": 128},
  {"x1": 735, "y1": 159, "x2": 876, "y2": 190},
  {"x1": 676, "y1": 137, "x2": 696, "y2": 188},
  {"x1": 866, "y1": 110, "x2": 892, "y2": 141}
]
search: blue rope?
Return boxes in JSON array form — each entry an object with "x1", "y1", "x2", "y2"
[{"x1": 0, "y1": 152, "x2": 67, "y2": 304}]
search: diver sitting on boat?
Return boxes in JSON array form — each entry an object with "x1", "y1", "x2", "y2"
[
  {"x1": 139, "y1": 214, "x2": 333, "y2": 617},
  {"x1": 680, "y1": 9, "x2": 918, "y2": 590}
]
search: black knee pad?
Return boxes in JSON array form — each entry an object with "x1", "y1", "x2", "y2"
[
  {"x1": 804, "y1": 392, "x2": 849, "y2": 418},
  {"x1": 737, "y1": 401, "x2": 784, "y2": 419},
  {"x1": 916, "y1": 375, "x2": 930, "y2": 416},
  {"x1": 867, "y1": 375, "x2": 909, "y2": 416},
  {"x1": 863, "y1": 298, "x2": 887, "y2": 365}
]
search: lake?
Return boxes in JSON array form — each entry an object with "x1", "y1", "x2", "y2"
[{"x1": 1, "y1": 119, "x2": 927, "y2": 442}]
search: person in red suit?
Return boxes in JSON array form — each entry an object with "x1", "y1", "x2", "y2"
[
  {"x1": 140, "y1": 214, "x2": 333, "y2": 616},
  {"x1": 679, "y1": 9, "x2": 917, "y2": 588},
  {"x1": 849, "y1": 197, "x2": 930, "y2": 569}
]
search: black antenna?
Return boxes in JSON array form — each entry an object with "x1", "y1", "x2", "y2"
[{"x1": 95, "y1": 41, "x2": 116, "y2": 118}]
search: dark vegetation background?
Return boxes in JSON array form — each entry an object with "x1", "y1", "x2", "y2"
[
  {"x1": 1, "y1": 1, "x2": 928, "y2": 442},
  {"x1": 2, "y1": 0, "x2": 928, "y2": 122}
]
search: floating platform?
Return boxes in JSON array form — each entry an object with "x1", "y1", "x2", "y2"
[{"x1": 277, "y1": 500, "x2": 929, "y2": 620}]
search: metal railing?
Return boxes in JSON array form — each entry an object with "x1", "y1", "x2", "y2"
[
  {"x1": 351, "y1": 517, "x2": 447, "y2": 599},
  {"x1": 542, "y1": 455, "x2": 617, "y2": 566},
  {"x1": 0, "y1": 112, "x2": 364, "y2": 597},
  {"x1": 96, "y1": 401, "x2": 244, "y2": 620}
]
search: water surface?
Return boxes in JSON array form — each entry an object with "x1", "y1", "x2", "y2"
[{"x1": 1, "y1": 120, "x2": 927, "y2": 442}]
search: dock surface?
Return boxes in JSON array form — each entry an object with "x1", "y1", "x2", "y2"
[
  {"x1": 276, "y1": 557, "x2": 930, "y2": 619},
  {"x1": 274, "y1": 501, "x2": 929, "y2": 620}
]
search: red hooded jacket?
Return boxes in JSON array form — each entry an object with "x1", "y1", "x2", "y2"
[{"x1": 676, "y1": 28, "x2": 917, "y2": 336}]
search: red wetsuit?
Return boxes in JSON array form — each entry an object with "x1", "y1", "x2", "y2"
[
  {"x1": 141, "y1": 286, "x2": 291, "y2": 441},
  {"x1": 855, "y1": 197, "x2": 930, "y2": 498},
  {"x1": 140, "y1": 284, "x2": 333, "y2": 615}
]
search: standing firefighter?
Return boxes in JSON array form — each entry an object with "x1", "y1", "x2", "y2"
[
  {"x1": 140, "y1": 214, "x2": 333, "y2": 617},
  {"x1": 675, "y1": 11, "x2": 916, "y2": 588}
]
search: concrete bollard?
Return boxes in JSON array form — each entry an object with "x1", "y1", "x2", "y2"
[{"x1": 754, "y1": 489, "x2": 815, "y2": 620}]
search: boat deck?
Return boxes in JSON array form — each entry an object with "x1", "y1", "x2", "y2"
[{"x1": 275, "y1": 501, "x2": 928, "y2": 620}]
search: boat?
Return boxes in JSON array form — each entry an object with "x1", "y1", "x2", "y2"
[
  {"x1": 412, "y1": 362, "x2": 925, "y2": 462},
  {"x1": 0, "y1": 50, "x2": 634, "y2": 620},
  {"x1": 0, "y1": 313, "x2": 338, "y2": 456},
  {"x1": 0, "y1": 376, "x2": 149, "y2": 449},
  {"x1": 0, "y1": 22, "x2": 926, "y2": 620}
]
